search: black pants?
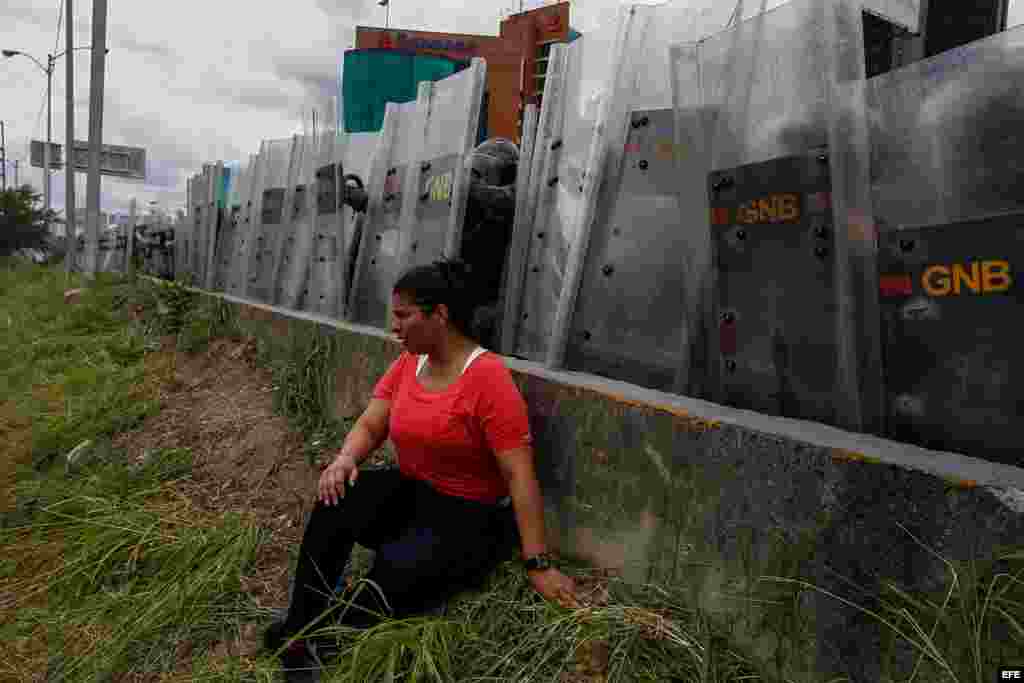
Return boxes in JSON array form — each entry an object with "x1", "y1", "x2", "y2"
[{"x1": 283, "y1": 469, "x2": 518, "y2": 635}]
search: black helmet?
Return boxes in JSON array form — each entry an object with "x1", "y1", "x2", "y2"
[{"x1": 468, "y1": 138, "x2": 519, "y2": 188}]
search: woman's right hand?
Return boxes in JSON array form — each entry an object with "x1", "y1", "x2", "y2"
[{"x1": 318, "y1": 453, "x2": 359, "y2": 506}]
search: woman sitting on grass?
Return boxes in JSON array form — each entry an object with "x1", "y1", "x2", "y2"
[{"x1": 266, "y1": 259, "x2": 577, "y2": 672}]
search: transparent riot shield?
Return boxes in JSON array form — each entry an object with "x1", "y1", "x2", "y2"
[
  {"x1": 213, "y1": 160, "x2": 248, "y2": 292},
  {"x1": 342, "y1": 132, "x2": 380, "y2": 179},
  {"x1": 203, "y1": 162, "x2": 225, "y2": 290},
  {"x1": 178, "y1": 175, "x2": 196, "y2": 281},
  {"x1": 305, "y1": 97, "x2": 345, "y2": 318},
  {"x1": 198, "y1": 164, "x2": 217, "y2": 287},
  {"x1": 348, "y1": 101, "x2": 419, "y2": 328},
  {"x1": 870, "y1": 25, "x2": 1024, "y2": 463},
  {"x1": 192, "y1": 166, "x2": 209, "y2": 286},
  {"x1": 229, "y1": 153, "x2": 263, "y2": 297},
  {"x1": 560, "y1": 0, "x2": 763, "y2": 390},
  {"x1": 187, "y1": 168, "x2": 209, "y2": 285},
  {"x1": 180, "y1": 174, "x2": 194, "y2": 282},
  {"x1": 244, "y1": 138, "x2": 295, "y2": 302},
  {"x1": 174, "y1": 179, "x2": 188, "y2": 279},
  {"x1": 512, "y1": 29, "x2": 611, "y2": 362},
  {"x1": 498, "y1": 102, "x2": 540, "y2": 354},
  {"x1": 678, "y1": 0, "x2": 879, "y2": 432},
  {"x1": 396, "y1": 60, "x2": 487, "y2": 273},
  {"x1": 868, "y1": 27, "x2": 1024, "y2": 229},
  {"x1": 336, "y1": 129, "x2": 380, "y2": 317},
  {"x1": 270, "y1": 136, "x2": 312, "y2": 306},
  {"x1": 275, "y1": 132, "x2": 317, "y2": 309}
]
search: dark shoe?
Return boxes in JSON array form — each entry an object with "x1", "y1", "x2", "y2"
[
  {"x1": 264, "y1": 620, "x2": 322, "y2": 682},
  {"x1": 262, "y1": 619, "x2": 292, "y2": 654}
]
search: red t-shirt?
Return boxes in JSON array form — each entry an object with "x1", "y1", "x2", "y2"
[{"x1": 371, "y1": 350, "x2": 532, "y2": 503}]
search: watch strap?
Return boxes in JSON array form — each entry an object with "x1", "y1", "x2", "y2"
[{"x1": 523, "y1": 553, "x2": 552, "y2": 572}]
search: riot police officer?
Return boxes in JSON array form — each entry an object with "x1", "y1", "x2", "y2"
[{"x1": 459, "y1": 137, "x2": 520, "y2": 350}]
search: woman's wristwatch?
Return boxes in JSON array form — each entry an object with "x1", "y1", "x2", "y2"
[{"x1": 523, "y1": 552, "x2": 553, "y2": 572}]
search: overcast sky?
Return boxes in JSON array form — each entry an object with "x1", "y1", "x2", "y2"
[{"x1": 2, "y1": 0, "x2": 1022, "y2": 218}]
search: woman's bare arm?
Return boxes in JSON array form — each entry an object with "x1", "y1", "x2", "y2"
[
  {"x1": 496, "y1": 446, "x2": 578, "y2": 605},
  {"x1": 319, "y1": 399, "x2": 391, "y2": 505},
  {"x1": 339, "y1": 398, "x2": 391, "y2": 464}
]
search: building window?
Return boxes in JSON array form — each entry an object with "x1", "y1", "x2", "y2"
[{"x1": 533, "y1": 40, "x2": 561, "y2": 91}]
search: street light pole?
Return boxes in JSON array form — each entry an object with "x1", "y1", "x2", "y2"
[
  {"x1": 44, "y1": 53, "x2": 52, "y2": 235},
  {"x1": 65, "y1": 0, "x2": 75, "y2": 274},
  {"x1": 1, "y1": 120, "x2": 6, "y2": 191},
  {"x1": 3, "y1": 45, "x2": 101, "y2": 256}
]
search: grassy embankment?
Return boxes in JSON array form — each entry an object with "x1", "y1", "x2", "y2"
[{"x1": 0, "y1": 260, "x2": 1020, "y2": 682}]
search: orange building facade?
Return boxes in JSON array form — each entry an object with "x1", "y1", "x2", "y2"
[{"x1": 354, "y1": 2, "x2": 572, "y2": 144}]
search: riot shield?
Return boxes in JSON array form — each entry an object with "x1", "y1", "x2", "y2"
[
  {"x1": 229, "y1": 153, "x2": 263, "y2": 297},
  {"x1": 563, "y1": 0, "x2": 763, "y2": 391},
  {"x1": 511, "y1": 16, "x2": 620, "y2": 364},
  {"x1": 498, "y1": 102, "x2": 540, "y2": 354},
  {"x1": 275, "y1": 132, "x2": 317, "y2": 309},
  {"x1": 305, "y1": 97, "x2": 346, "y2": 318},
  {"x1": 870, "y1": 25, "x2": 1024, "y2": 463},
  {"x1": 682, "y1": 0, "x2": 879, "y2": 432},
  {"x1": 347, "y1": 101, "x2": 419, "y2": 328},
  {"x1": 191, "y1": 166, "x2": 208, "y2": 286},
  {"x1": 396, "y1": 59, "x2": 487, "y2": 273},
  {"x1": 335, "y1": 129, "x2": 380, "y2": 318},
  {"x1": 202, "y1": 162, "x2": 225, "y2": 291},
  {"x1": 244, "y1": 138, "x2": 295, "y2": 302},
  {"x1": 213, "y1": 160, "x2": 248, "y2": 292},
  {"x1": 186, "y1": 168, "x2": 209, "y2": 285}
]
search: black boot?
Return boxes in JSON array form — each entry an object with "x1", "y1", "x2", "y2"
[{"x1": 263, "y1": 620, "x2": 322, "y2": 683}]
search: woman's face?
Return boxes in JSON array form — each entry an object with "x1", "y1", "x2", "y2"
[{"x1": 390, "y1": 291, "x2": 446, "y2": 354}]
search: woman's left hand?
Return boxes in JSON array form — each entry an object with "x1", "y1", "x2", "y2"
[{"x1": 528, "y1": 568, "x2": 579, "y2": 608}]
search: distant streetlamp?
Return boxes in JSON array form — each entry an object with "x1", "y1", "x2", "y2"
[
  {"x1": 2, "y1": 46, "x2": 109, "y2": 236},
  {"x1": 378, "y1": 0, "x2": 391, "y2": 28}
]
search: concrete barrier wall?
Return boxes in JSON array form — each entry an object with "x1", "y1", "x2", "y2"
[{"x1": 199, "y1": 285, "x2": 1023, "y2": 683}]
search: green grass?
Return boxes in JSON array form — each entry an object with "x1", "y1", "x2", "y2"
[
  {"x1": 0, "y1": 262, "x2": 263, "y2": 681},
  {"x1": 0, "y1": 261, "x2": 166, "y2": 471},
  {"x1": 3, "y1": 447, "x2": 262, "y2": 682}
]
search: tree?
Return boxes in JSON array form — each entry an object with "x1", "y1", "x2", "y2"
[{"x1": 0, "y1": 184, "x2": 58, "y2": 257}]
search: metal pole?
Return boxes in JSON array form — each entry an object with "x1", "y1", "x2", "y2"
[
  {"x1": 126, "y1": 197, "x2": 136, "y2": 276},
  {"x1": 84, "y1": 0, "x2": 108, "y2": 279},
  {"x1": 1, "y1": 120, "x2": 6, "y2": 192},
  {"x1": 387, "y1": 3, "x2": 391, "y2": 28},
  {"x1": 44, "y1": 56, "x2": 52, "y2": 231},
  {"x1": 13, "y1": 160, "x2": 18, "y2": 187},
  {"x1": 65, "y1": 0, "x2": 75, "y2": 273}
]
